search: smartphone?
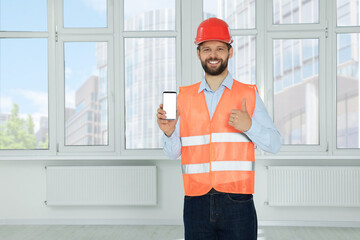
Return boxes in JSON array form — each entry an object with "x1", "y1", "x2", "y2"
[{"x1": 162, "y1": 91, "x2": 177, "y2": 120}]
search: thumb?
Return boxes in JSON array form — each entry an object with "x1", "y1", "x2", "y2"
[{"x1": 241, "y1": 98, "x2": 247, "y2": 112}]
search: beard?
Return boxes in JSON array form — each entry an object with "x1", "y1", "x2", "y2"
[{"x1": 201, "y1": 56, "x2": 229, "y2": 76}]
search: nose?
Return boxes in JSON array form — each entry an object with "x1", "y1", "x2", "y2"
[{"x1": 209, "y1": 49, "x2": 217, "y2": 57}]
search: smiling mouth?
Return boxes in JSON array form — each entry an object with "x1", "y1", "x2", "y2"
[{"x1": 208, "y1": 60, "x2": 220, "y2": 65}]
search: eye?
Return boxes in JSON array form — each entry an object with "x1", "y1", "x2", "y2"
[
  {"x1": 202, "y1": 48, "x2": 210, "y2": 52},
  {"x1": 217, "y1": 47, "x2": 225, "y2": 52}
]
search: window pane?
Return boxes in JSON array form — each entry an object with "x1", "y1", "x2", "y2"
[
  {"x1": 64, "y1": 0, "x2": 107, "y2": 28},
  {"x1": 337, "y1": 0, "x2": 360, "y2": 26},
  {"x1": 203, "y1": 0, "x2": 255, "y2": 29},
  {"x1": 124, "y1": 0, "x2": 175, "y2": 31},
  {"x1": 125, "y1": 38, "x2": 176, "y2": 149},
  {"x1": 273, "y1": 0, "x2": 319, "y2": 24},
  {"x1": 0, "y1": 0, "x2": 47, "y2": 31},
  {"x1": 229, "y1": 36, "x2": 256, "y2": 84},
  {"x1": 65, "y1": 42, "x2": 108, "y2": 146},
  {"x1": 0, "y1": 39, "x2": 48, "y2": 149},
  {"x1": 273, "y1": 39, "x2": 319, "y2": 145},
  {"x1": 337, "y1": 34, "x2": 359, "y2": 148}
]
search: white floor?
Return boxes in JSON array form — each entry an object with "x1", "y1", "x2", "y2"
[{"x1": 0, "y1": 225, "x2": 360, "y2": 240}]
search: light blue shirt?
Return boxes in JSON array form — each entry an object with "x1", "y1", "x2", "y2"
[{"x1": 163, "y1": 73, "x2": 282, "y2": 159}]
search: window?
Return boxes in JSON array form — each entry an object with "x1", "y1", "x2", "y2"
[
  {"x1": 337, "y1": 33, "x2": 359, "y2": 149},
  {"x1": 1, "y1": 0, "x2": 359, "y2": 158},
  {"x1": 64, "y1": 42, "x2": 108, "y2": 146},
  {"x1": 203, "y1": 0, "x2": 256, "y2": 84},
  {"x1": 337, "y1": 0, "x2": 359, "y2": 26},
  {"x1": 204, "y1": 0, "x2": 255, "y2": 29},
  {"x1": 124, "y1": 0, "x2": 175, "y2": 31},
  {"x1": 273, "y1": 39, "x2": 319, "y2": 145},
  {"x1": 63, "y1": 0, "x2": 107, "y2": 28},
  {"x1": 0, "y1": 0, "x2": 48, "y2": 151},
  {"x1": 0, "y1": 0, "x2": 47, "y2": 31},
  {"x1": 124, "y1": 0, "x2": 177, "y2": 150},
  {"x1": 268, "y1": 0, "x2": 326, "y2": 153},
  {"x1": 336, "y1": 0, "x2": 360, "y2": 149},
  {"x1": 125, "y1": 38, "x2": 176, "y2": 149},
  {"x1": 231, "y1": 36, "x2": 256, "y2": 84},
  {"x1": 273, "y1": 0, "x2": 319, "y2": 24}
]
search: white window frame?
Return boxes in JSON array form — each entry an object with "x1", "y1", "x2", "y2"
[
  {"x1": 1, "y1": 0, "x2": 360, "y2": 160},
  {"x1": 329, "y1": 0, "x2": 360, "y2": 157},
  {"x1": 118, "y1": 0, "x2": 182, "y2": 158},
  {"x1": 0, "y1": 0, "x2": 56, "y2": 158},
  {"x1": 55, "y1": 0, "x2": 115, "y2": 155},
  {"x1": 263, "y1": 0, "x2": 327, "y2": 155},
  {"x1": 56, "y1": 35, "x2": 115, "y2": 155},
  {"x1": 58, "y1": 0, "x2": 114, "y2": 34},
  {"x1": 266, "y1": 31, "x2": 327, "y2": 155},
  {"x1": 266, "y1": 0, "x2": 327, "y2": 32}
]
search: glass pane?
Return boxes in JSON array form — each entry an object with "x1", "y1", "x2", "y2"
[
  {"x1": 273, "y1": 39, "x2": 319, "y2": 145},
  {"x1": 124, "y1": 0, "x2": 175, "y2": 31},
  {"x1": 203, "y1": 0, "x2": 255, "y2": 29},
  {"x1": 0, "y1": 0, "x2": 47, "y2": 31},
  {"x1": 337, "y1": 34, "x2": 359, "y2": 148},
  {"x1": 337, "y1": 0, "x2": 360, "y2": 26},
  {"x1": 0, "y1": 39, "x2": 48, "y2": 149},
  {"x1": 64, "y1": 0, "x2": 107, "y2": 28},
  {"x1": 273, "y1": 0, "x2": 319, "y2": 24},
  {"x1": 64, "y1": 42, "x2": 108, "y2": 146},
  {"x1": 229, "y1": 36, "x2": 256, "y2": 84},
  {"x1": 125, "y1": 38, "x2": 176, "y2": 149}
]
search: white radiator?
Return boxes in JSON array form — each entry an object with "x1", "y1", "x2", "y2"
[
  {"x1": 45, "y1": 166, "x2": 157, "y2": 206},
  {"x1": 267, "y1": 166, "x2": 360, "y2": 207}
]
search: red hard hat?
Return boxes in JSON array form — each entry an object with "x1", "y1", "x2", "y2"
[{"x1": 195, "y1": 18, "x2": 233, "y2": 45}]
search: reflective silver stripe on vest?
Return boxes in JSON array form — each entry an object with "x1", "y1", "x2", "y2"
[
  {"x1": 181, "y1": 134, "x2": 210, "y2": 146},
  {"x1": 182, "y1": 163, "x2": 210, "y2": 174},
  {"x1": 211, "y1": 161, "x2": 254, "y2": 171},
  {"x1": 211, "y1": 132, "x2": 251, "y2": 143},
  {"x1": 181, "y1": 161, "x2": 254, "y2": 174}
]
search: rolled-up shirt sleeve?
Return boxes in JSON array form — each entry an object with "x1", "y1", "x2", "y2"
[{"x1": 244, "y1": 91, "x2": 282, "y2": 154}]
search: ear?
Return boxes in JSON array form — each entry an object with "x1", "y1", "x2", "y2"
[
  {"x1": 197, "y1": 49, "x2": 201, "y2": 60},
  {"x1": 229, "y1": 46, "x2": 234, "y2": 59}
]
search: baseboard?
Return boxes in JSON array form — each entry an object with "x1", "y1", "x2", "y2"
[
  {"x1": 259, "y1": 220, "x2": 360, "y2": 228},
  {"x1": 0, "y1": 219, "x2": 183, "y2": 226},
  {"x1": 1, "y1": 219, "x2": 359, "y2": 228}
]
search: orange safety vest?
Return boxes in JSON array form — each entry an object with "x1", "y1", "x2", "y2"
[{"x1": 178, "y1": 79, "x2": 257, "y2": 196}]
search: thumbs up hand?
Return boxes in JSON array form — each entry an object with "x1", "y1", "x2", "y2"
[{"x1": 228, "y1": 98, "x2": 252, "y2": 132}]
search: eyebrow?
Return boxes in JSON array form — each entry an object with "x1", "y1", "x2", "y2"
[{"x1": 201, "y1": 45, "x2": 226, "y2": 49}]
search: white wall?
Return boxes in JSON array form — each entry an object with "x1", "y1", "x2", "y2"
[
  {"x1": 254, "y1": 159, "x2": 360, "y2": 226},
  {"x1": 0, "y1": 160, "x2": 183, "y2": 225},
  {"x1": 1, "y1": 159, "x2": 360, "y2": 226}
]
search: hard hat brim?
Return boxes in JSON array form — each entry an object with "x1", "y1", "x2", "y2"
[{"x1": 194, "y1": 39, "x2": 234, "y2": 45}]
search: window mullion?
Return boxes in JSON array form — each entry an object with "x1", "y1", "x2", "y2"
[
  {"x1": 327, "y1": 0, "x2": 337, "y2": 155},
  {"x1": 48, "y1": 0, "x2": 57, "y2": 156}
]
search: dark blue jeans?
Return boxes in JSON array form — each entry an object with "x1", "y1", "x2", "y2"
[{"x1": 183, "y1": 192, "x2": 257, "y2": 240}]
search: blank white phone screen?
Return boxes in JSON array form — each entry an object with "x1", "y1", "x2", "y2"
[{"x1": 163, "y1": 92, "x2": 176, "y2": 120}]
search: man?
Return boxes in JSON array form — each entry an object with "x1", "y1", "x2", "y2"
[{"x1": 157, "y1": 18, "x2": 281, "y2": 240}]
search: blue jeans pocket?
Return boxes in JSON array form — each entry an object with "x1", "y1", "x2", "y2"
[
  {"x1": 226, "y1": 193, "x2": 253, "y2": 203},
  {"x1": 224, "y1": 194, "x2": 255, "y2": 221}
]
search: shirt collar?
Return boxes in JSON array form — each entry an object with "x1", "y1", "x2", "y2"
[{"x1": 198, "y1": 72, "x2": 233, "y2": 93}]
